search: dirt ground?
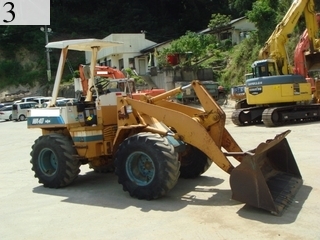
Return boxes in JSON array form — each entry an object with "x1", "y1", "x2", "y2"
[{"x1": 0, "y1": 102, "x2": 319, "y2": 240}]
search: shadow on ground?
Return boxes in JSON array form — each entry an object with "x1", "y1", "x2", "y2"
[
  {"x1": 32, "y1": 169, "x2": 234, "y2": 213},
  {"x1": 32, "y1": 167, "x2": 309, "y2": 223}
]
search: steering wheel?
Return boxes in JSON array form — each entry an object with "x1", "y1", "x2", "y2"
[{"x1": 90, "y1": 79, "x2": 110, "y2": 94}]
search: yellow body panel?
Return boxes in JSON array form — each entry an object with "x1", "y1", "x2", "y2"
[
  {"x1": 70, "y1": 126, "x2": 105, "y2": 158},
  {"x1": 97, "y1": 105, "x2": 118, "y2": 125},
  {"x1": 246, "y1": 82, "x2": 311, "y2": 105}
]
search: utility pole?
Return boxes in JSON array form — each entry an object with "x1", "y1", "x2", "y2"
[{"x1": 40, "y1": 26, "x2": 52, "y2": 81}]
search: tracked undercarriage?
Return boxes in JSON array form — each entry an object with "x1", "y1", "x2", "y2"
[{"x1": 232, "y1": 104, "x2": 320, "y2": 127}]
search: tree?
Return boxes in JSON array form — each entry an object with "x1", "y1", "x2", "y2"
[
  {"x1": 159, "y1": 31, "x2": 217, "y2": 67},
  {"x1": 230, "y1": 0, "x2": 255, "y2": 16},
  {"x1": 208, "y1": 13, "x2": 231, "y2": 30},
  {"x1": 246, "y1": 0, "x2": 278, "y2": 44}
]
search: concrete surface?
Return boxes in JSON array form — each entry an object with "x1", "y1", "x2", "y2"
[{"x1": 0, "y1": 103, "x2": 319, "y2": 240}]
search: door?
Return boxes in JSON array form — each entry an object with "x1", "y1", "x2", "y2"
[{"x1": 138, "y1": 59, "x2": 146, "y2": 75}]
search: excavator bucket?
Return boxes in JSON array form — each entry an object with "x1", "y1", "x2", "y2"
[
  {"x1": 305, "y1": 52, "x2": 320, "y2": 71},
  {"x1": 229, "y1": 130, "x2": 302, "y2": 215}
]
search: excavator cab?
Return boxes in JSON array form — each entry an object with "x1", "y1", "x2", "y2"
[{"x1": 251, "y1": 59, "x2": 278, "y2": 77}]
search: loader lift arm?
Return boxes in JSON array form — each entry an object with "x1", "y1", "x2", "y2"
[
  {"x1": 115, "y1": 80, "x2": 302, "y2": 215},
  {"x1": 117, "y1": 81, "x2": 244, "y2": 173}
]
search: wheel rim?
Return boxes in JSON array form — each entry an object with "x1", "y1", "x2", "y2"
[
  {"x1": 38, "y1": 148, "x2": 58, "y2": 176},
  {"x1": 126, "y1": 151, "x2": 155, "y2": 186},
  {"x1": 19, "y1": 115, "x2": 25, "y2": 121}
]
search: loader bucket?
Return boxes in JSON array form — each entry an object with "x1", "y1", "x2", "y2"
[{"x1": 230, "y1": 130, "x2": 302, "y2": 215}]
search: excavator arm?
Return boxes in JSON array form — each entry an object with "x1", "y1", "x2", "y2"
[
  {"x1": 294, "y1": 13, "x2": 320, "y2": 95},
  {"x1": 259, "y1": 0, "x2": 317, "y2": 75},
  {"x1": 79, "y1": 65, "x2": 127, "y2": 98}
]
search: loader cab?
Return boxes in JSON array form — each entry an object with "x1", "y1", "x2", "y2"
[{"x1": 251, "y1": 59, "x2": 278, "y2": 78}]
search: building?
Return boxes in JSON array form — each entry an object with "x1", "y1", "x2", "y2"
[
  {"x1": 85, "y1": 33, "x2": 156, "y2": 75},
  {"x1": 85, "y1": 17, "x2": 256, "y2": 76},
  {"x1": 199, "y1": 16, "x2": 257, "y2": 45}
]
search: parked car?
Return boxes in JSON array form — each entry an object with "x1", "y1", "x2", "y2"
[
  {"x1": 35, "y1": 97, "x2": 68, "y2": 108},
  {"x1": 0, "y1": 102, "x2": 13, "y2": 109},
  {"x1": 19, "y1": 96, "x2": 44, "y2": 103},
  {"x1": 12, "y1": 102, "x2": 37, "y2": 121},
  {"x1": 0, "y1": 105, "x2": 13, "y2": 121},
  {"x1": 42, "y1": 98, "x2": 79, "y2": 108}
]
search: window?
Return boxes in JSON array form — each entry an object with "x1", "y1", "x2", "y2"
[
  {"x1": 119, "y1": 59, "x2": 124, "y2": 69},
  {"x1": 220, "y1": 32, "x2": 231, "y2": 40},
  {"x1": 129, "y1": 58, "x2": 135, "y2": 69}
]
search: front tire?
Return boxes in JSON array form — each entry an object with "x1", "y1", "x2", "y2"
[
  {"x1": 114, "y1": 132, "x2": 180, "y2": 200},
  {"x1": 30, "y1": 133, "x2": 80, "y2": 188},
  {"x1": 19, "y1": 114, "x2": 26, "y2": 121},
  {"x1": 179, "y1": 145, "x2": 212, "y2": 178}
]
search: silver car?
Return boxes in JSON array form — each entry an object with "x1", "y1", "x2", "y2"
[{"x1": 0, "y1": 105, "x2": 13, "y2": 121}]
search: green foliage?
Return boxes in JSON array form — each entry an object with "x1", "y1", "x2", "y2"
[
  {"x1": 73, "y1": 70, "x2": 80, "y2": 78},
  {"x1": 125, "y1": 68, "x2": 145, "y2": 85},
  {"x1": 246, "y1": 0, "x2": 278, "y2": 44},
  {"x1": 208, "y1": 13, "x2": 231, "y2": 29},
  {"x1": 158, "y1": 31, "x2": 217, "y2": 67},
  {"x1": 230, "y1": 0, "x2": 255, "y2": 15},
  {"x1": 0, "y1": 60, "x2": 42, "y2": 89},
  {"x1": 220, "y1": 33, "x2": 260, "y2": 87}
]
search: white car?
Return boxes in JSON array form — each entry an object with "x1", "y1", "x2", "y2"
[
  {"x1": 42, "y1": 98, "x2": 79, "y2": 108},
  {"x1": 0, "y1": 105, "x2": 13, "y2": 121}
]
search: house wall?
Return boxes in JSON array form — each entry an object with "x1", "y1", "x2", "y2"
[
  {"x1": 213, "y1": 18, "x2": 256, "y2": 45},
  {"x1": 231, "y1": 19, "x2": 256, "y2": 44},
  {"x1": 85, "y1": 33, "x2": 156, "y2": 73},
  {"x1": 148, "y1": 67, "x2": 216, "y2": 90}
]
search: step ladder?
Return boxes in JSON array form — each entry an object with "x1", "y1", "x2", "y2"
[{"x1": 66, "y1": 58, "x2": 74, "y2": 75}]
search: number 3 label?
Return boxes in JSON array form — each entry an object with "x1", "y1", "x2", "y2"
[
  {"x1": 0, "y1": 0, "x2": 49, "y2": 25},
  {"x1": 3, "y1": 2, "x2": 15, "y2": 23}
]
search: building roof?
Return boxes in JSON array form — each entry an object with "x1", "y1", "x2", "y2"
[
  {"x1": 198, "y1": 16, "x2": 247, "y2": 34},
  {"x1": 140, "y1": 39, "x2": 173, "y2": 53}
]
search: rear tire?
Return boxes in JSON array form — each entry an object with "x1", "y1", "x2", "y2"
[
  {"x1": 30, "y1": 133, "x2": 80, "y2": 188},
  {"x1": 179, "y1": 145, "x2": 212, "y2": 178},
  {"x1": 114, "y1": 132, "x2": 180, "y2": 200}
]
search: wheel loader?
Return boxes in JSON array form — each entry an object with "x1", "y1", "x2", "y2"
[{"x1": 27, "y1": 38, "x2": 303, "y2": 216}]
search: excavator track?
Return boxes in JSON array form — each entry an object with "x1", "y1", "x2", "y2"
[
  {"x1": 231, "y1": 106, "x2": 266, "y2": 126},
  {"x1": 262, "y1": 104, "x2": 320, "y2": 127}
]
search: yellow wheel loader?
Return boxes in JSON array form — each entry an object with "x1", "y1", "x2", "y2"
[{"x1": 27, "y1": 39, "x2": 302, "y2": 215}]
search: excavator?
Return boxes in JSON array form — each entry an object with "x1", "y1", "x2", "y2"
[
  {"x1": 293, "y1": 14, "x2": 320, "y2": 103},
  {"x1": 26, "y1": 38, "x2": 303, "y2": 216},
  {"x1": 232, "y1": 0, "x2": 320, "y2": 127},
  {"x1": 230, "y1": 73, "x2": 253, "y2": 109},
  {"x1": 77, "y1": 64, "x2": 166, "y2": 100}
]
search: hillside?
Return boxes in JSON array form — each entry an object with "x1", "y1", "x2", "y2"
[{"x1": 0, "y1": 0, "x2": 316, "y2": 100}]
